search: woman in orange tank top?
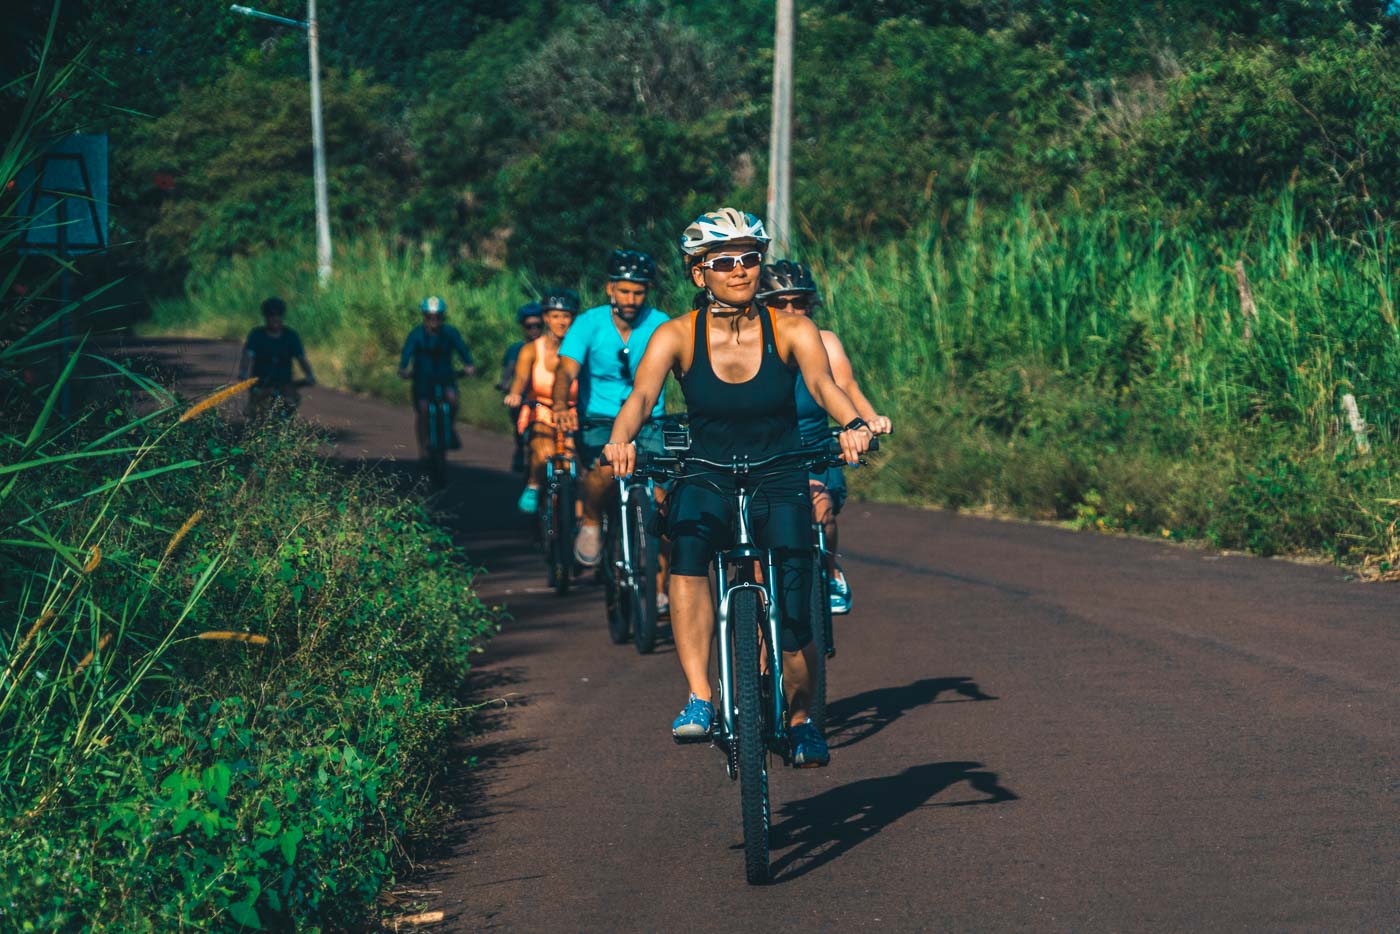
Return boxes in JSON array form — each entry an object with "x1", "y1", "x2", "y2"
[{"x1": 503, "y1": 288, "x2": 579, "y2": 513}]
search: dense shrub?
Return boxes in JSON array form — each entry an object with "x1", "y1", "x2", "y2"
[{"x1": 0, "y1": 386, "x2": 496, "y2": 929}]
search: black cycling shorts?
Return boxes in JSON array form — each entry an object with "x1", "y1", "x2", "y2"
[{"x1": 666, "y1": 467, "x2": 813, "y2": 652}]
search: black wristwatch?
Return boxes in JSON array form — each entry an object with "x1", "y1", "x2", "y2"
[{"x1": 843, "y1": 417, "x2": 869, "y2": 432}]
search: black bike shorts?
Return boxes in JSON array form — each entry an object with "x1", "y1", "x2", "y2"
[{"x1": 666, "y1": 467, "x2": 813, "y2": 652}]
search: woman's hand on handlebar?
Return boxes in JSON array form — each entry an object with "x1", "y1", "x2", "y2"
[
  {"x1": 602, "y1": 440, "x2": 636, "y2": 478},
  {"x1": 556, "y1": 407, "x2": 579, "y2": 432},
  {"x1": 838, "y1": 425, "x2": 874, "y2": 466},
  {"x1": 503, "y1": 392, "x2": 522, "y2": 408},
  {"x1": 869, "y1": 414, "x2": 893, "y2": 435}
]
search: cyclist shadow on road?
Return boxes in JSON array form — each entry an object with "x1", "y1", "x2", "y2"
[
  {"x1": 825, "y1": 677, "x2": 998, "y2": 750},
  {"x1": 768, "y1": 760, "x2": 1018, "y2": 882}
]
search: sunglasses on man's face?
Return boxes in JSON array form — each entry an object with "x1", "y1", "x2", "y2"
[
  {"x1": 700, "y1": 251, "x2": 763, "y2": 274},
  {"x1": 522, "y1": 320, "x2": 543, "y2": 332},
  {"x1": 770, "y1": 295, "x2": 813, "y2": 312}
]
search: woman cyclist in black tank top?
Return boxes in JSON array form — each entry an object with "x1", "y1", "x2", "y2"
[{"x1": 604, "y1": 208, "x2": 874, "y2": 766}]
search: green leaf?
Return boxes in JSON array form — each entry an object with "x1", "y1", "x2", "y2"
[
  {"x1": 227, "y1": 900, "x2": 263, "y2": 930},
  {"x1": 279, "y1": 825, "x2": 303, "y2": 865}
]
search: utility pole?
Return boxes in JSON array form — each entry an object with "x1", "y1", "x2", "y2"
[
  {"x1": 307, "y1": 0, "x2": 331, "y2": 287},
  {"x1": 766, "y1": 0, "x2": 794, "y2": 258},
  {"x1": 230, "y1": 3, "x2": 333, "y2": 287}
]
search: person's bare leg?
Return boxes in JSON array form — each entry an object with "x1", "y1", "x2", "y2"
[
  {"x1": 527, "y1": 431, "x2": 553, "y2": 489},
  {"x1": 580, "y1": 463, "x2": 611, "y2": 525},
  {"x1": 669, "y1": 573, "x2": 714, "y2": 701},
  {"x1": 783, "y1": 642, "x2": 818, "y2": 726}
]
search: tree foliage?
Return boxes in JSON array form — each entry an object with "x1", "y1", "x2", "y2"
[{"x1": 43, "y1": 0, "x2": 1400, "y2": 288}]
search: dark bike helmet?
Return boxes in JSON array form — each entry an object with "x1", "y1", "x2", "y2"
[
  {"x1": 420, "y1": 295, "x2": 447, "y2": 316},
  {"x1": 540, "y1": 288, "x2": 581, "y2": 314},
  {"x1": 756, "y1": 260, "x2": 821, "y2": 305},
  {"x1": 261, "y1": 296, "x2": 287, "y2": 317},
  {"x1": 607, "y1": 249, "x2": 656, "y2": 283},
  {"x1": 516, "y1": 300, "x2": 543, "y2": 324}
]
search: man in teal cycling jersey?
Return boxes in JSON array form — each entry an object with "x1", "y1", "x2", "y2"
[{"x1": 553, "y1": 249, "x2": 669, "y2": 577}]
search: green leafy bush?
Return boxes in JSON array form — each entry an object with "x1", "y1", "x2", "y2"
[{"x1": 0, "y1": 383, "x2": 496, "y2": 929}]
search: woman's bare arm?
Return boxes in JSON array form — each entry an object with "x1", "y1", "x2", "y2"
[
  {"x1": 781, "y1": 316, "x2": 873, "y2": 464},
  {"x1": 503, "y1": 341, "x2": 536, "y2": 408},
  {"x1": 822, "y1": 330, "x2": 890, "y2": 433}
]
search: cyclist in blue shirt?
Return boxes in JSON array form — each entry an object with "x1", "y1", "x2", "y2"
[
  {"x1": 759, "y1": 260, "x2": 891, "y2": 615},
  {"x1": 553, "y1": 249, "x2": 670, "y2": 575},
  {"x1": 397, "y1": 296, "x2": 476, "y2": 460}
]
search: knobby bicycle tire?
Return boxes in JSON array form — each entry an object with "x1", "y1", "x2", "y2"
[
  {"x1": 808, "y1": 552, "x2": 831, "y2": 733},
  {"x1": 604, "y1": 515, "x2": 630, "y2": 643},
  {"x1": 732, "y1": 588, "x2": 771, "y2": 885},
  {"x1": 629, "y1": 495, "x2": 660, "y2": 654},
  {"x1": 551, "y1": 473, "x2": 575, "y2": 596}
]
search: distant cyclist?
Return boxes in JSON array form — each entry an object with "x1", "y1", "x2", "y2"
[
  {"x1": 239, "y1": 296, "x2": 315, "y2": 415},
  {"x1": 504, "y1": 288, "x2": 579, "y2": 514},
  {"x1": 500, "y1": 301, "x2": 544, "y2": 473},
  {"x1": 759, "y1": 260, "x2": 891, "y2": 614},
  {"x1": 397, "y1": 296, "x2": 476, "y2": 461},
  {"x1": 553, "y1": 250, "x2": 671, "y2": 588},
  {"x1": 604, "y1": 208, "x2": 874, "y2": 768}
]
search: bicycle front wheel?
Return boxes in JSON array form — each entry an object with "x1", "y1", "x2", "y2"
[
  {"x1": 629, "y1": 494, "x2": 660, "y2": 655},
  {"x1": 550, "y1": 471, "x2": 575, "y2": 596},
  {"x1": 808, "y1": 552, "x2": 832, "y2": 732},
  {"x1": 604, "y1": 515, "x2": 630, "y2": 644},
  {"x1": 732, "y1": 588, "x2": 771, "y2": 885}
]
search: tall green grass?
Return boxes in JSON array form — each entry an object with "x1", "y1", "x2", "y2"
[
  {"x1": 152, "y1": 199, "x2": 1400, "y2": 563},
  {"x1": 3, "y1": 19, "x2": 497, "y2": 928}
]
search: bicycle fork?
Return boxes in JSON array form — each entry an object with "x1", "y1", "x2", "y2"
[{"x1": 714, "y1": 486, "x2": 788, "y2": 753}]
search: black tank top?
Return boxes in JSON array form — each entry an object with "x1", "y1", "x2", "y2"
[{"x1": 679, "y1": 303, "x2": 801, "y2": 461}]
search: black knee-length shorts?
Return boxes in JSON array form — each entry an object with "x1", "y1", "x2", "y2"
[{"x1": 665, "y1": 468, "x2": 814, "y2": 652}]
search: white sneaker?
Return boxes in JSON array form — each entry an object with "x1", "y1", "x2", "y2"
[
  {"x1": 656, "y1": 591, "x2": 670, "y2": 617},
  {"x1": 573, "y1": 522, "x2": 602, "y2": 567}
]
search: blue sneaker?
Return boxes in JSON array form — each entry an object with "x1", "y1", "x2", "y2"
[
  {"x1": 516, "y1": 486, "x2": 539, "y2": 514},
  {"x1": 671, "y1": 694, "x2": 714, "y2": 743},
  {"x1": 790, "y1": 719, "x2": 830, "y2": 768},
  {"x1": 829, "y1": 566, "x2": 852, "y2": 616}
]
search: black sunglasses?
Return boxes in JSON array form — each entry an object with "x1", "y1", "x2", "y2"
[
  {"x1": 618, "y1": 345, "x2": 631, "y2": 380},
  {"x1": 522, "y1": 319, "x2": 544, "y2": 331},
  {"x1": 770, "y1": 295, "x2": 813, "y2": 311}
]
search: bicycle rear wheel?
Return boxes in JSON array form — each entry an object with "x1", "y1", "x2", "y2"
[
  {"x1": 808, "y1": 552, "x2": 831, "y2": 732},
  {"x1": 629, "y1": 494, "x2": 660, "y2": 655},
  {"x1": 604, "y1": 515, "x2": 630, "y2": 643},
  {"x1": 732, "y1": 588, "x2": 771, "y2": 885}
]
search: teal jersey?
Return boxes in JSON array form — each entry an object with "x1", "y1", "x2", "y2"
[{"x1": 558, "y1": 304, "x2": 668, "y2": 419}]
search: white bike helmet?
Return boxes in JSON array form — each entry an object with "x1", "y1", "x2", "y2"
[{"x1": 679, "y1": 208, "x2": 770, "y2": 258}]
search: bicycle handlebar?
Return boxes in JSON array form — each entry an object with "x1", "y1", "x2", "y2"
[{"x1": 616, "y1": 435, "x2": 880, "y2": 481}]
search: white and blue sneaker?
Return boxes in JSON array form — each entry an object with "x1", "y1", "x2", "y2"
[
  {"x1": 516, "y1": 486, "x2": 539, "y2": 514},
  {"x1": 829, "y1": 566, "x2": 852, "y2": 616},
  {"x1": 790, "y1": 719, "x2": 830, "y2": 768},
  {"x1": 671, "y1": 694, "x2": 714, "y2": 743}
]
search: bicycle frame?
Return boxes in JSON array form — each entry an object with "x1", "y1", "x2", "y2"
[
  {"x1": 713, "y1": 483, "x2": 789, "y2": 755},
  {"x1": 425, "y1": 382, "x2": 452, "y2": 452},
  {"x1": 611, "y1": 472, "x2": 654, "y2": 596},
  {"x1": 542, "y1": 424, "x2": 576, "y2": 548}
]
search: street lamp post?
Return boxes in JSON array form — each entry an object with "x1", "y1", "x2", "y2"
[{"x1": 230, "y1": 2, "x2": 333, "y2": 288}]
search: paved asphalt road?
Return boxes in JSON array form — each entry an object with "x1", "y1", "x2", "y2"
[{"x1": 132, "y1": 338, "x2": 1398, "y2": 933}]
